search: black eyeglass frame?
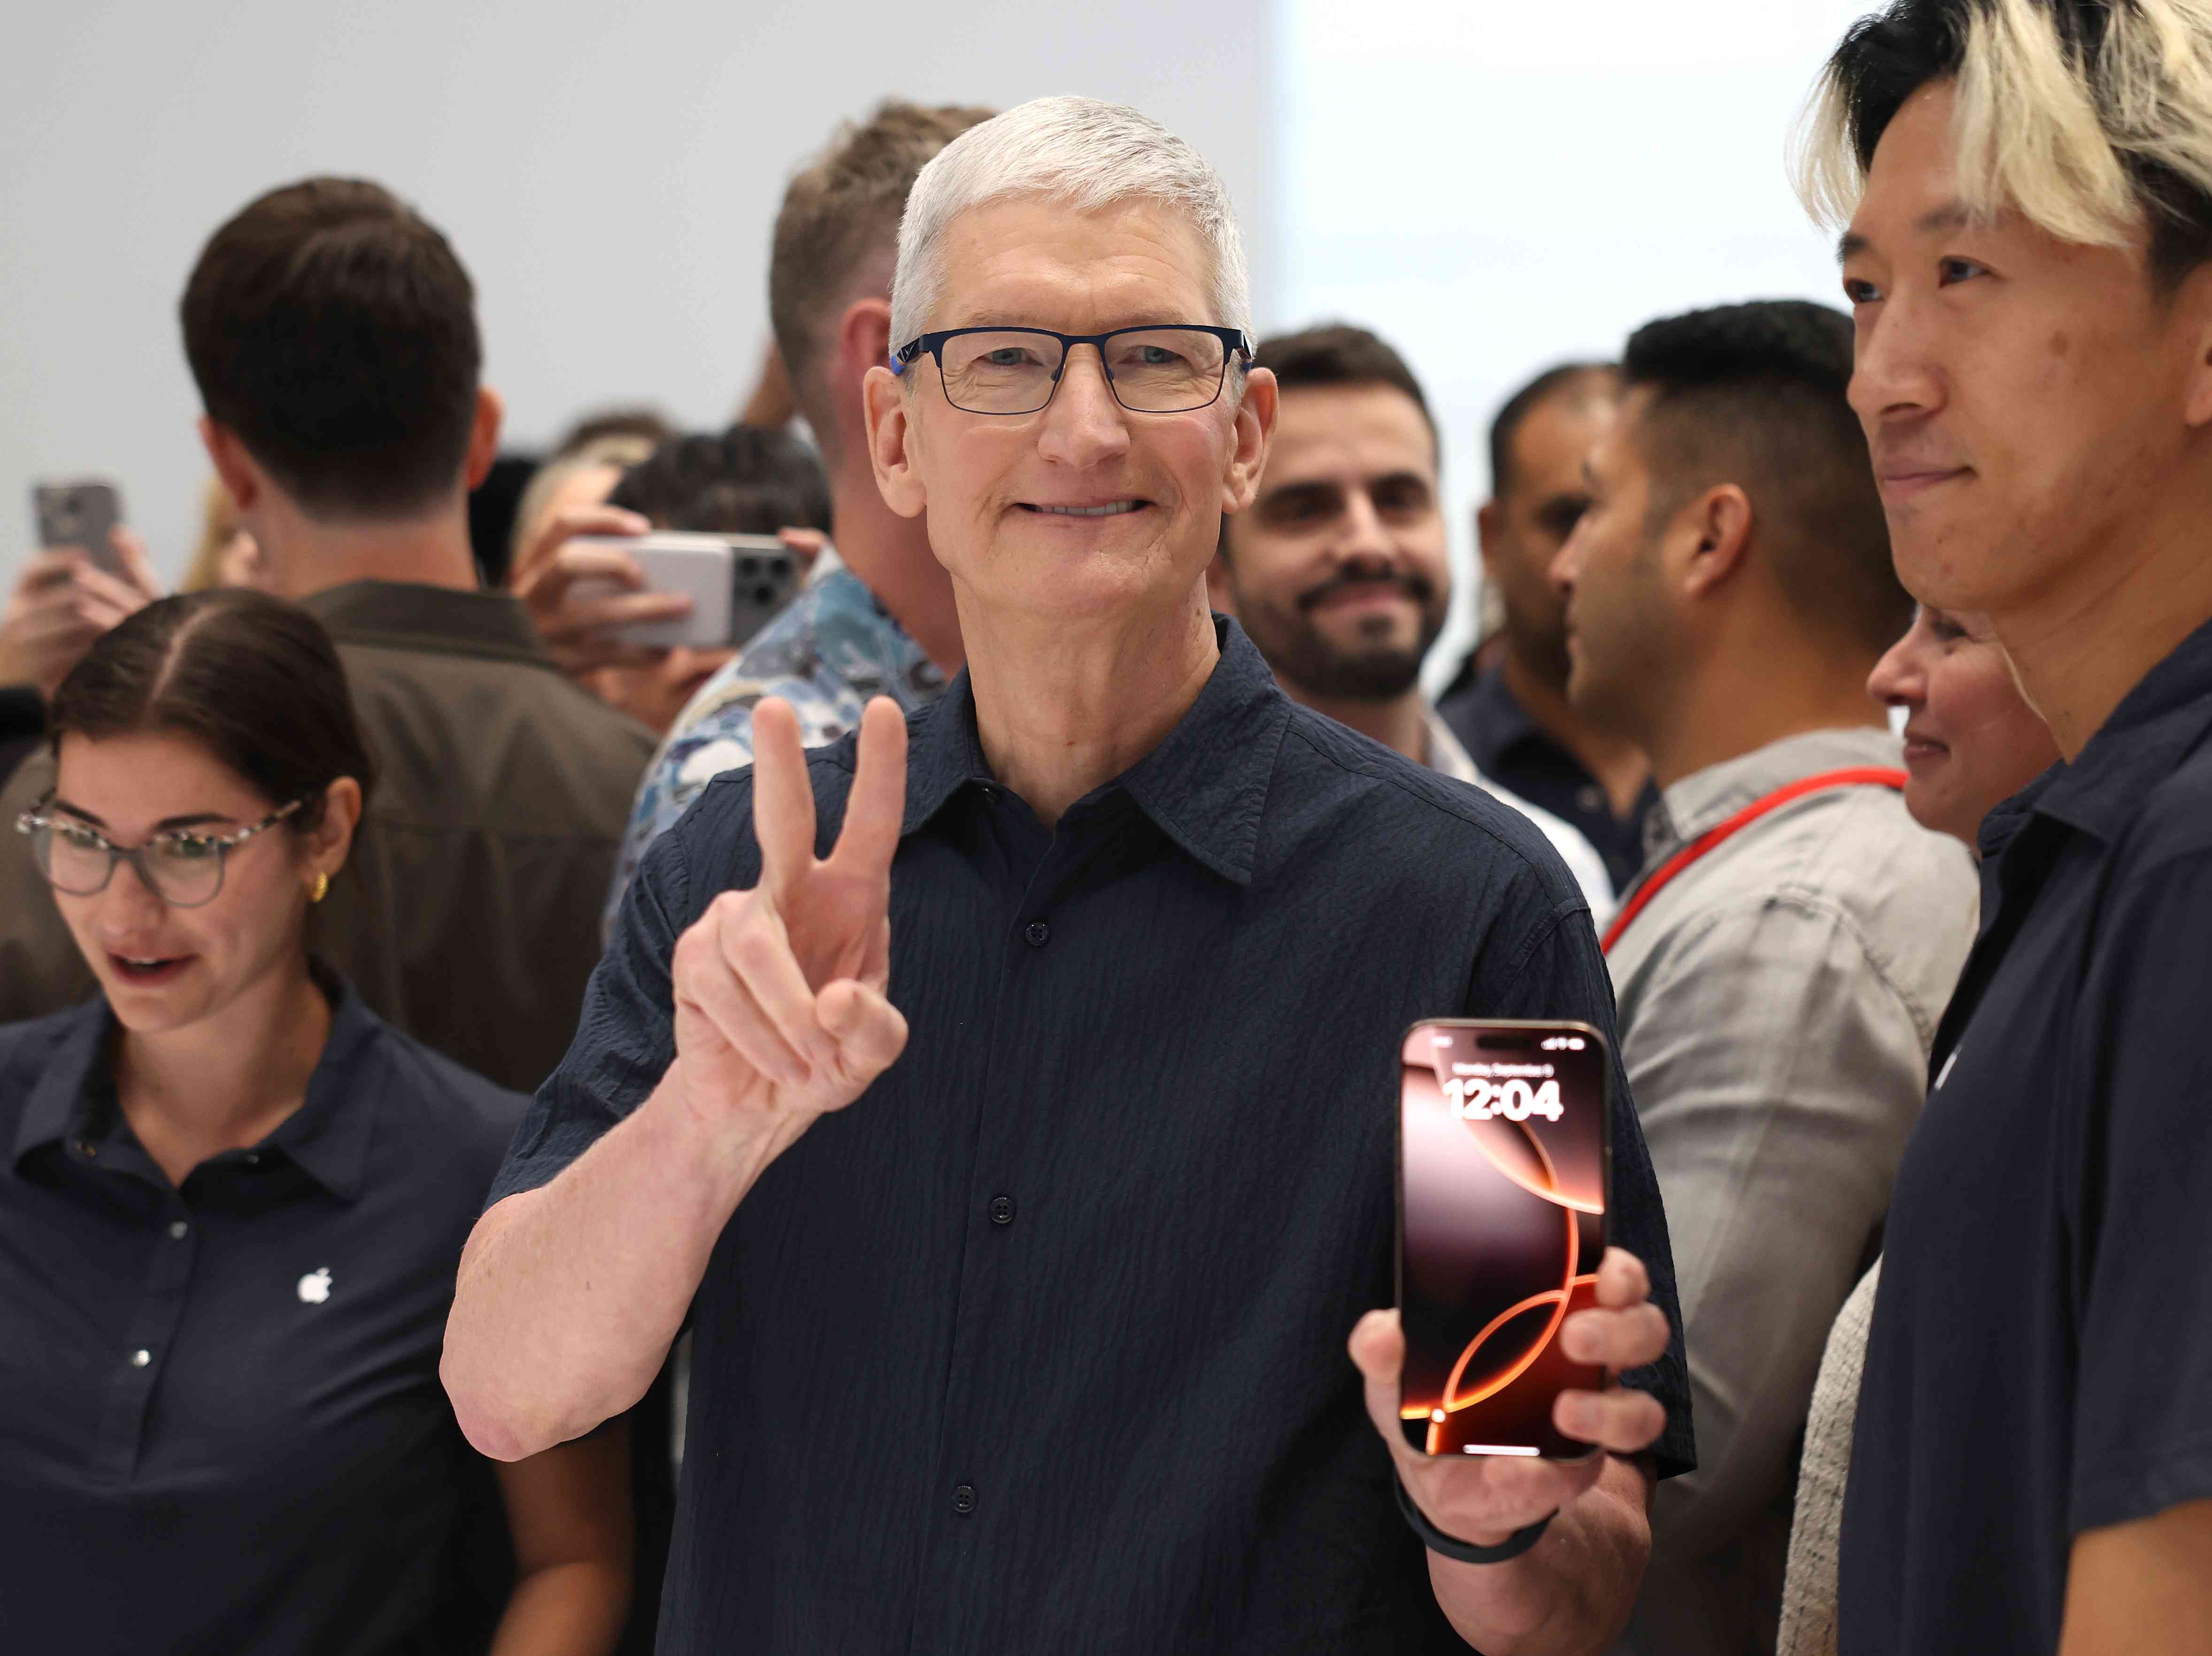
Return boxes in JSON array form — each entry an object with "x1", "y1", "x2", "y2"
[
  {"x1": 15, "y1": 794, "x2": 307, "y2": 908},
  {"x1": 892, "y1": 323, "x2": 1254, "y2": 416}
]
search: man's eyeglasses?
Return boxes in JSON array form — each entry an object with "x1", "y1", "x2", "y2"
[
  {"x1": 893, "y1": 324, "x2": 1252, "y2": 416},
  {"x1": 15, "y1": 797, "x2": 306, "y2": 909}
]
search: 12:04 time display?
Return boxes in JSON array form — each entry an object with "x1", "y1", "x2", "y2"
[{"x1": 1443, "y1": 1075, "x2": 1564, "y2": 1123}]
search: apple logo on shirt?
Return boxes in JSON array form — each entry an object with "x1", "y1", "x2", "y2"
[{"x1": 297, "y1": 1267, "x2": 332, "y2": 1305}]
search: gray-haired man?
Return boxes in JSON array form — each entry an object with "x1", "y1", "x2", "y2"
[{"x1": 445, "y1": 97, "x2": 1692, "y2": 1655}]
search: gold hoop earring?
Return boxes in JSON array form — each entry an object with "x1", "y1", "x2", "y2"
[{"x1": 310, "y1": 872, "x2": 330, "y2": 904}]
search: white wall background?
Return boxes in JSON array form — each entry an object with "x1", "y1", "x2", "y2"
[
  {"x1": 1272, "y1": 0, "x2": 1881, "y2": 693},
  {"x1": 0, "y1": 0, "x2": 1274, "y2": 589}
]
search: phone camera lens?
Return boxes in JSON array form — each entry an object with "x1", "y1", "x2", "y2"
[
  {"x1": 738, "y1": 556, "x2": 759, "y2": 578},
  {"x1": 754, "y1": 584, "x2": 775, "y2": 605},
  {"x1": 767, "y1": 555, "x2": 790, "y2": 577}
]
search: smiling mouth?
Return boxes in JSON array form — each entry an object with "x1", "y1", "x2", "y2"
[
  {"x1": 1020, "y1": 500, "x2": 1146, "y2": 517},
  {"x1": 1877, "y1": 467, "x2": 1972, "y2": 495}
]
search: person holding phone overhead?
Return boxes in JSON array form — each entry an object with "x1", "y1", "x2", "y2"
[
  {"x1": 446, "y1": 98, "x2": 1691, "y2": 1656},
  {"x1": 0, "y1": 590, "x2": 631, "y2": 1656}
]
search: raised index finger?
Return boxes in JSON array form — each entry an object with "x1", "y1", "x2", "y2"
[
  {"x1": 750, "y1": 698, "x2": 817, "y2": 897},
  {"x1": 828, "y1": 698, "x2": 909, "y2": 880}
]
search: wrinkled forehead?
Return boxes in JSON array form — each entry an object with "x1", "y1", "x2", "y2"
[{"x1": 929, "y1": 194, "x2": 1218, "y2": 332}]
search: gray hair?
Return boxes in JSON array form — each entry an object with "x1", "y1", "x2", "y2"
[
  {"x1": 889, "y1": 96, "x2": 1251, "y2": 352},
  {"x1": 1793, "y1": 0, "x2": 2212, "y2": 261}
]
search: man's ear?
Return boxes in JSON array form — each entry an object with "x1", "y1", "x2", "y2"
[
  {"x1": 1474, "y1": 498, "x2": 1503, "y2": 575},
  {"x1": 829, "y1": 297, "x2": 895, "y2": 456},
  {"x1": 1673, "y1": 483, "x2": 1754, "y2": 600},
  {"x1": 2178, "y1": 261, "x2": 2212, "y2": 428},
  {"x1": 863, "y1": 364, "x2": 927, "y2": 520},
  {"x1": 1218, "y1": 366, "x2": 1278, "y2": 514},
  {"x1": 200, "y1": 417, "x2": 261, "y2": 513},
  {"x1": 464, "y1": 387, "x2": 504, "y2": 490}
]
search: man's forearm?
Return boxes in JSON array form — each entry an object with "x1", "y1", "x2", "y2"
[
  {"x1": 443, "y1": 1063, "x2": 801, "y2": 1459},
  {"x1": 1429, "y1": 1454, "x2": 1655, "y2": 1656}
]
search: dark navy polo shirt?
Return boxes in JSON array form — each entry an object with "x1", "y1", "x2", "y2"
[
  {"x1": 493, "y1": 617, "x2": 1694, "y2": 1656},
  {"x1": 1436, "y1": 663, "x2": 1658, "y2": 890},
  {"x1": 1840, "y1": 615, "x2": 2212, "y2": 1654},
  {"x1": 0, "y1": 978, "x2": 526, "y2": 1656}
]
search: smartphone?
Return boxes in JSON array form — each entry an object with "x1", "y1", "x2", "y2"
[
  {"x1": 565, "y1": 531, "x2": 802, "y2": 651},
  {"x1": 33, "y1": 478, "x2": 125, "y2": 575},
  {"x1": 1397, "y1": 1017, "x2": 1612, "y2": 1460}
]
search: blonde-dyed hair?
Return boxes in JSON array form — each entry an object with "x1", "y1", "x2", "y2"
[{"x1": 1794, "y1": 0, "x2": 2212, "y2": 281}]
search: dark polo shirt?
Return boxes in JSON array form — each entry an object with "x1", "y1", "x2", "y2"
[
  {"x1": 1840, "y1": 616, "x2": 2212, "y2": 1654},
  {"x1": 1437, "y1": 664, "x2": 1657, "y2": 891},
  {"x1": 0, "y1": 978, "x2": 525, "y2": 1655},
  {"x1": 493, "y1": 618, "x2": 1694, "y2": 1655},
  {"x1": 0, "y1": 581, "x2": 654, "y2": 1094}
]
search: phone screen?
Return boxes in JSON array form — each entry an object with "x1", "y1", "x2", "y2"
[{"x1": 1397, "y1": 1019, "x2": 1611, "y2": 1459}]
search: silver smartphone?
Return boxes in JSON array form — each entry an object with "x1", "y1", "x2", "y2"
[
  {"x1": 565, "y1": 532, "x2": 804, "y2": 651},
  {"x1": 33, "y1": 478, "x2": 125, "y2": 575}
]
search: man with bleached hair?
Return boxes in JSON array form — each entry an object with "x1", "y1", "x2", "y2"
[
  {"x1": 444, "y1": 97, "x2": 1693, "y2": 1653},
  {"x1": 1798, "y1": 3, "x2": 2212, "y2": 1651}
]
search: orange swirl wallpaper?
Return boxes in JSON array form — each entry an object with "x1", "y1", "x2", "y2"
[{"x1": 1397, "y1": 1020, "x2": 1610, "y2": 1459}]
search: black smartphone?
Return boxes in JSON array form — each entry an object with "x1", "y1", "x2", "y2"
[
  {"x1": 1397, "y1": 1017, "x2": 1613, "y2": 1460},
  {"x1": 33, "y1": 478, "x2": 125, "y2": 576}
]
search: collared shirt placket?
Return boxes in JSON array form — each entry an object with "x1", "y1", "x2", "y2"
[
  {"x1": 81, "y1": 1151, "x2": 200, "y2": 1487},
  {"x1": 908, "y1": 788, "x2": 1119, "y2": 1646}
]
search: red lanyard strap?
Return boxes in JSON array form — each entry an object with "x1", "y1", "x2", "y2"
[{"x1": 1600, "y1": 767, "x2": 1909, "y2": 955}]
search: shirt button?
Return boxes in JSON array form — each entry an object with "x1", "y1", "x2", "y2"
[
  {"x1": 952, "y1": 1482, "x2": 977, "y2": 1516},
  {"x1": 167, "y1": 1220, "x2": 189, "y2": 1240},
  {"x1": 1024, "y1": 919, "x2": 1050, "y2": 948},
  {"x1": 129, "y1": 1349, "x2": 151, "y2": 1369},
  {"x1": 73, "y1": 1140, "x2": 96, "y2": 1158},
  {"x1": 1576, "y1": 785, "x2": 1605, "y2": 813},
  {"x1": 242, "y1": 1152, "x2": 262, "y2": 1166},
  {"x1": 989, "y1": 1194, "x2": 1017, "y2": 1226}
]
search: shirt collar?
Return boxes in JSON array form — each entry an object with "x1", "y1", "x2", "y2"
[
  {"x1": 2026, "y1": 613, "x2": 2212, "y2": 844},
  {"x1": 902, "y1": 616, "x2": 1292, "y2": 886},
  {"x1": 1653, "y1": 726, "x2": 1905, "y2": 850},
  {"x1": 299, "y1": 580, "x2": 561, "y2": 672},
  {"x1": 11, "y1": 972, "x2": 386, "y2": 1203},
  {"x1": 1463, "y1": 665, "x2": 1543, "y2": 772},
  {"x1": 1422, "y1": 703, "x2": 1482, "y2": 785}
]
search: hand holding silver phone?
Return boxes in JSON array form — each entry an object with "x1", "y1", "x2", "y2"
[
  {"x1": 565, "y1": 532, "x2": 803, "y2": 651},
  {"x1": 32, "y1": 478, "x2": 126, "y2": 576}
]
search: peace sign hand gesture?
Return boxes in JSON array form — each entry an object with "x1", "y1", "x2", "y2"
[{"x1": 665, "y1": 696, "x2": 911, "y2": 1155}]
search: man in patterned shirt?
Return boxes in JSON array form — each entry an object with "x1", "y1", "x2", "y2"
[{"x1": 604, "y1": 100, "x2": 989, "y2": 931}]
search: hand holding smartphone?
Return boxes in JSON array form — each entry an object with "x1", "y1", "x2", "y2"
[
  {"x1": 33, "y1": 478, "x2": 126, "y2": 575},
  {"x1": 1397, "y1": 1018, "x2": 1612, "y2": 1461},
  {"x1": 564, "y1": 532, "x2": 803, "y2": 651}
]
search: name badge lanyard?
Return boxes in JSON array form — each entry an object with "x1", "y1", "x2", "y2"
[{"x1": 1599, "y1": 768, "x2": 1909, "y2": 955}]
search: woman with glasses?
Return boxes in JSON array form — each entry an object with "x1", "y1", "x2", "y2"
[{"x1": 0, "y1": 590, "x2": 631, "y2": 1655}]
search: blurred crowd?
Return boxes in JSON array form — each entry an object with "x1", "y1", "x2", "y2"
[{"x1": 2, "y1": 3, "x2": 2208, "y2": 1654}]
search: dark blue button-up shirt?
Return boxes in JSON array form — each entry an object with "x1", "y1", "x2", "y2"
[
  {"x1": 0, "y1": 978, "x2": 524, "y2": 1655},
  {"x1": 1842, "y1": 614, "x2": 2212, "y2": 1654},
  {"x1": 495, "y1": 617, "x2": 1693, "y2": 1655}
]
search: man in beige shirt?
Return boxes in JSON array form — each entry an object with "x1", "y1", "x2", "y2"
[{"x1": 1551, "y1": 300, "x2": 1976, "y2": 1656}]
